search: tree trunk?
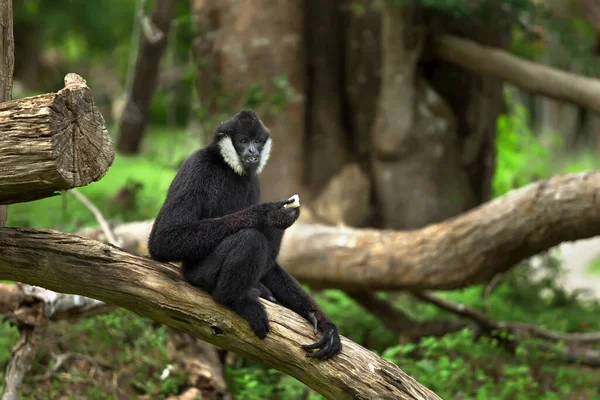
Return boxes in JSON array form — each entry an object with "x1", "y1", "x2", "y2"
[
  {"x1": 371, "y1": 3, "x2": 474, "y2": 230},
  {"x1": 0, "y1": 74, "x2": 114, "y2": 204},
  {"x1": 117, "y1": 0, "x2": 177, "y2": 154},
  {"x1": 191, "y1": 0, "x2": 306, "y2": 201},
  {"x1": 423, "y1": 6, "x2": 513, "y2": 204},
  {"x1": 304, "y1": 0, "x2": 348, "y2": 193},
  {"x1": 0, "y1": 0, "x2": 14, "y2": 226},
  {"x1": 0, "y1": 228, "x2": 442, "y2": 400}
]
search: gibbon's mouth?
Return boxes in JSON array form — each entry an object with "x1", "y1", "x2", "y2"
[{"x1": 244, "y1": 156, "x2": 259, "y2": 164}]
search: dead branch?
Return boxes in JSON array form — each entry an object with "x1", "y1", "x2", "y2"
[
  {"x1": 281, "y1": 171, "x2": 600, "y2": 290},
  {"x1": 431, "y1": 35, "x2": 600, "y2": 114},
  {"x1": 348, "y1": 292, "x2": 469, "y2": 343},
  {"x1": 73, "y1": 170, "x2": 600, "y2": 292},
  {"x1": 0, "y1": 228, "x2": 441, "y2": 400},
  {"x1": 68, "y1": 188, "x2": 119, "y2": 246},
  {"x1": 415, "y1": 291, "x2": 600, "y2": 345},
  {"x1": 414, "y1": 291, "x2": 600, "y2": 367},
  {"x1": 1, "y1": 296, "x2": 48, "y2": 400}
]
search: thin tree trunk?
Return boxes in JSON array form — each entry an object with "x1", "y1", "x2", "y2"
[
  {"x1": 0, "y1": 0, "x2": 13, "y2": 227},
  {"x1": 117, "y1": 0, "x2": 177, "y2": 154}
]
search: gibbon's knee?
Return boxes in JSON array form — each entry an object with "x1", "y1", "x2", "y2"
[
  {"x1": 212, "y1": 229, "x2": 271, "y2": 304},
  {"x1": 224, "y1": 228, "x2": 270, "y2": 259}
]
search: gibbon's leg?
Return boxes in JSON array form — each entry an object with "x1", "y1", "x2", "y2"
[
  {"x1": 208, "y1": 229, "x2": 272, "y2": 338},
  {"x1": 255, "y1": 282, "x2": 277, "y2": 303},
  {"x1": 262, "y1": 262, "x2": 342, "y2": 359}
]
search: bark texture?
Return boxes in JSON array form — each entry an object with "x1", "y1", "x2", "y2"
[
  {"x1": 73, "y1": 170, "x2": 600, "y2": 291},
  {"x1": 431, "y1": 34, "x2": 600, "y2": 114},
  {"x1": 0, "y1": 73, "x2": 114, "y2": 205},
  {"x1": 117, "y1": 0, "x2": 177, "y2": 154},
  {"x1": 304, "y1": 0, "x2": 348, "y2": 193},
  {"x1": 371, "y1": 4, "x2": 473, "y2": 229},
  {"x1": 0, "y1": 0, "x2": 13, "y2": 225},
  {"x1": 0, "y1": 228, "x2": 441, "y2": 400},
  {"x1": 193, "y1": 0, "x2": 306, "y2": 201}
]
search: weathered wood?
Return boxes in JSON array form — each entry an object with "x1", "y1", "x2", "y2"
[
  {"x1": 78, "y1": 170, "x2": 600, "y2": 291},
  {"x1": 0, "y1": 73, "x2": 114, "y2": 205},
  {"x1": 281, "y1": 170, "x2": 600, "y2": 290},
  {"x1": 431, "y1": 34, "x2": 600, "y2": 114},
  {"x1": 0, "y1": 228, "x2": 441, "y2": 400},
  {"x1": 0, "y1": 0, "x2": 14, "y2": 224}
]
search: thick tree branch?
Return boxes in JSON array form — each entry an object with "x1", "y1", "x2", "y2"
[
  {"x1": 431, "y1": 35, "x2": 600, "y2": 114},
  {"x1": 0, "y1": 228, "x2": 440, "y2": 400},
  {"x1": 281, "y1": 171, "x2": 600, "y2": 290},
  {"x1": 75, "y1": 170, "x2": 600, "y2": 292},
  {"x1": 0, "y1": 73, "x2": 114, "y2": 205}
]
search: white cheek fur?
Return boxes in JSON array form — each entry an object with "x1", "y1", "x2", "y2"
[
  {"x1": 256, "y1": 137, "x2": 272, "y2": 174},
  {"x1": 218, "y1": 136, "x2": 245, "y2": 175},
  {"x1": 218, "y1": 135, "x2": 272, "y2": 175}
]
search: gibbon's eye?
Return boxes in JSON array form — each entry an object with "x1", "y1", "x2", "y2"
[
  {"x1": 240, "y1": 138, "x2": 248, "y2": 144},
  {"x1": 254, "y1": 139, "x2": 261, "y2": 145}
]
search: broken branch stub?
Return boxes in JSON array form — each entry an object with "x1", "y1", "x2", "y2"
[{"x1": 0, "y1": 73, "x2": 114, "y2": 205}]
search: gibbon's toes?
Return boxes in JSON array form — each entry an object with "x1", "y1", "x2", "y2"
[
  {"x1": 249, "y1": 315, "x2": 270, "y2": 339},
  {"x1": 301, "y1": 325, "x2": 342, "y2": 360}
]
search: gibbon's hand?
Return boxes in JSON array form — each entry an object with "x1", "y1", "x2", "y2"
[
  {"x1": 262, "y1": 198, "x2": 300, "y2": 229},
  {"x1": 301, "y1": 313, "x2": 342, "y2": 360}
]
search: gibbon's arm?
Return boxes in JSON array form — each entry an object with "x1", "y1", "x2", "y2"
[
  {"x1": 262, "y1": 263, "x2": 342, "y2": 359},
  {"x1": 148, "y1": 198, "x2": 295, "y2": 263},
  {"x1": 148, "y1": 207, "x2": 262, "y2": 262}
]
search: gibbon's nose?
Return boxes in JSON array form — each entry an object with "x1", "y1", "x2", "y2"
[{"x1": 248, "y1": 146, "x2": 257, "y2": 155}]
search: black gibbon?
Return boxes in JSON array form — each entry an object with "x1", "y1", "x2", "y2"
[{"x1": 148, "y1": 109, "x2": 341, "y2": 359}]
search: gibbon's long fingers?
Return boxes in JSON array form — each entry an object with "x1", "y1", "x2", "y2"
[
  {"x1": 300, "y1": 329, "x2": 331, "y2": 350},
  {"x1": 305, "y1": 335, "x2": 336, "y2": 360},
  {"x1": 309, "y1": 311, "x2": 318, "y2": 335}
]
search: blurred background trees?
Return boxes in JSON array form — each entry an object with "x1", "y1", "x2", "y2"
[{"x1": 3, "y1": 0, "x2": 600, "y2": 398}]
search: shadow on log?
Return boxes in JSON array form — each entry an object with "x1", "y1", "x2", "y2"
[
  {"x1": 0, "y1": 73, "x2": 114, "y2": 205},
  {"x1": 0, "y1": 228, "x2": 441, "y2": 400}
]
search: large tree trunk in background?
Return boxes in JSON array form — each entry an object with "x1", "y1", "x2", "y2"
[
  {"x1": 343, "y1": 7, "x2": 381, "y2": 162},
  {"x1": 190, "y1": 2, "x2": 512, "y2": 228},
  {"x1": 117, "y1": 0, "x2": 177, "y2": 155},
  {"x1": 371, "y1": 3, "x2": 474, "y2": 230},
  {"x1": 203, "y1": 0, "x2": 305, "y2": 202},
  {"x1": 422, "y1": 5, "x2": 513, "y2": 206},
  {"x1": 304, "y1": 0, "x2": 348, "y2": 194},
  {"x1": 0, "y1": 0, "x2": 13, "y2": 228}
]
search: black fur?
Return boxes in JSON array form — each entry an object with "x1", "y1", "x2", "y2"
[{"x1": 148, "y1": 109, "x2": 342, "y2": 360}]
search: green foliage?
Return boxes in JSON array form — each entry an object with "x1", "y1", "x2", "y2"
[
  {"x1": 492, "y1": 89, "x2": 555, "y2": 197},
  {"x1": 226, "y1": 363, "x2": 322, "y2": 400},
  {"x1": 382, "y1": 329, "x2": 598, "y2": 400},
  {"x1": 586, "y1": 256, "x2": 600, "y2": 276}
]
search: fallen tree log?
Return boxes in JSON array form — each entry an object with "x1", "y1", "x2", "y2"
[
  {"x1": 431, "y1": 35, "x2": 600, "y2": 114},
  {"x1": 78, "y1": 170, "x2": 600, "y2": 291},
  {"x1": 0, "y1": 228, "x2": 441, "y2": 400},
  {"x1": 0, "y1": 73, "x2": 114, "y2": 205}
]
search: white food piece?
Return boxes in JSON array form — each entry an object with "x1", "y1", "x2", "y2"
[{"x1": 284, "y1": 194, "x2": 300, "y2": 208}]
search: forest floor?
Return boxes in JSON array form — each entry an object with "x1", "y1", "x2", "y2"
[{"x1": 558, "y1": 237, "x2": 600, "y2": 298}]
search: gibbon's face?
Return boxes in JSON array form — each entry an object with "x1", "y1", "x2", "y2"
[{"x1": 216, "y1": 110, "x2": 272, "y2": 176}]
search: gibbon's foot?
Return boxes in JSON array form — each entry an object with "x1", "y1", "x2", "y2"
[
  {"x1": 301, "y1": 313, "x2": 342, "y2": 360},
  {"x1": 247, "y1": 304, "x2": 270, "y2": 339}
]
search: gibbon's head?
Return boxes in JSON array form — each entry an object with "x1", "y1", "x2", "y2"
[{"x1": 213, "y1": 109, "x2": 272, "y2": 176}]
